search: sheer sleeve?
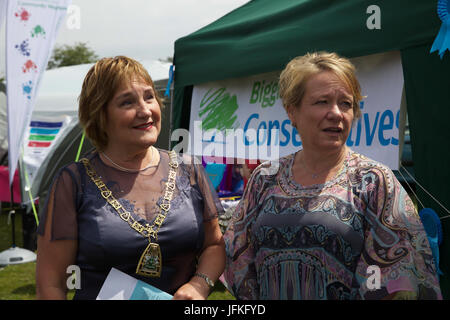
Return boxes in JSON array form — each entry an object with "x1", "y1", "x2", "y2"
[
  {"x1": 37, "y1": 163, "x2": 80, "y2": 240},
  {"x1": 355, "y1": 166, "x2": 443, "y2": 299},
  {"x1": 188, "y1": 155, "x2": 224, "y2": 222},
  {"x1": 223, "y1": 163, "x2": 266, "y2": 300}
]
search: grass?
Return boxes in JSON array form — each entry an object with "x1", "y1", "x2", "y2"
[
  {"x1": 208, "y1": 281, "x2": 235, "y2": 300},
  {"x1": 0, "y1": 262, "x2": 38, "y2": 300},
  {"x1": 0, "y1": 208, "x2": 234, "y2": 300},
  {"x1": 0, "y1": 206, "x2": 39, "y2": 300}
]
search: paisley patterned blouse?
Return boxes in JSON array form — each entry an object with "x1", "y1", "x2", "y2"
[{"x1": 223, "y1": 150, "x2": 442, "y2": 300}]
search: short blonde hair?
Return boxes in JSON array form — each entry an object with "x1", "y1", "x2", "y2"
[
  {"x1": 78, "y1": 56, "x2": 164, "y2": 150},
  {"x1": 279, "y1": 52, "x2": 362, "y2": 119}
]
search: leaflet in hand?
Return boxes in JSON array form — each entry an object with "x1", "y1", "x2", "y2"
[{"x1": 96, "y1": 267, "x2": 172, "y2": 300}]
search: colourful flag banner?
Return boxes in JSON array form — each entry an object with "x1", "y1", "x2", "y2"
[{"x1": 5, "y1": 0, "x2": 71, "y2": 186}]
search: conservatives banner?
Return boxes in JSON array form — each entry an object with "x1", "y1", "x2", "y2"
[
  {"x1": 5, "y1": 0, "x2": 70, "y2": 185},
  {"x1": 189, "y1": 51, "x2": 404, "y2": 169}
]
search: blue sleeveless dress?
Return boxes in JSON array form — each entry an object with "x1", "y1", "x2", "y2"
[{"x1": 37, "y1": 149, "x2": 223, "y2": 299}]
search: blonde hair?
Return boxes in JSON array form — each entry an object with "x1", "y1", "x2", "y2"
[
  {"x1": 78, "y1": 56, "x2": 164, "y2": 150},
  {"x1": 279, "y1": 52, "x2": 363, "y2": 119}
]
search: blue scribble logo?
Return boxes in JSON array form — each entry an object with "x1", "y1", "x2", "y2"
[
  {"x1": 22, "y1": 81, "x2": 33, "y2": 100},
  {"x1": 15, "y1": 39, "x2": 31, "y2": 57}
]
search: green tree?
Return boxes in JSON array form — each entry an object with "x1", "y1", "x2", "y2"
[
  {"x1": 159, "y1": 56, "x2": 173, "y2": 63},
  {"x1": 0, "y1": 75, "x2": 5, "y2": 94},
  {"x1": 47, "y1": 42, "x2": 98, "y2": 69}
]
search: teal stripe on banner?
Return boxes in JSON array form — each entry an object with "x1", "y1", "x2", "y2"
[{"x1": 30, "y1": 127, "x2": 60, "y2": 135}]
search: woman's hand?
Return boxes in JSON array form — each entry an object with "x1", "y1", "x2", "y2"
[
  {"x1": 172, "y1": 212, "x2": 225, "y2": 300},
  {"x1": 172, "y1": 277, "x2": 210, "y2": 300}
]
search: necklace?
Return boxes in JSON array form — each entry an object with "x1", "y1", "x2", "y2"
[
  {"x1": 80, "y1": 150, "x2": 178, "y2": 277},
  {"x1": 300, "y1": 150, "x2": 347, "y2": 179},
  {"x1": 101, "y1": 147, "x2": 158, "y2": 173}
]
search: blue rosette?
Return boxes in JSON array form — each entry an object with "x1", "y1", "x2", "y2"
[
  {"x1": 419, "y1": 208, "x2": 444, "y2": 280},
  {"x1": 430, "y1": 0, "x2": 450, "y2": 59}
]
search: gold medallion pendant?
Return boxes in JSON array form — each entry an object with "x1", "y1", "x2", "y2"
[
  {"x1": 81, "y1": 150, "x2": 178, "y2": 279},
  {"x1": 136, "y1": 242, "x2": 162, "y2": 277}
]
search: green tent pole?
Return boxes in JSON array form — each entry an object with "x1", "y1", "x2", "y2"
[
  {"x1": 23, "y1": 165, "x2": 39, "y2": 227},
  {"x1": 75, "y1": 131, "x2": 85, "y2": 162}
]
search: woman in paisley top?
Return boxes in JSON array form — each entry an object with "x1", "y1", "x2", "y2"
[
  {"x1": 223, "y1": 52, "x2": 442, "y2": 300},
  {"x1": 36, "y1": 56, "x2": 225, "y2": 300}
]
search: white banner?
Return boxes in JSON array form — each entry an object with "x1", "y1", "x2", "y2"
[
  {"x1": 189, "y1": 51, "x2": 404, "y2": 169},
  {"x1": 6, "y1": 0, "x2": 70, "y2": 185}
]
